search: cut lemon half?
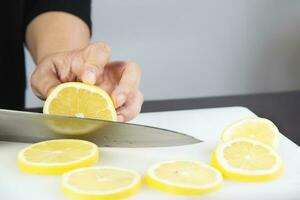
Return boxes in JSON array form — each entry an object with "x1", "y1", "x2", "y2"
[
  {"x1": 62, "y1": 166, "x2": 141, "y2": 200},
  {"x1": 145, "y1": 160, "x2": 223, "y2": 195},
  {"x1": 43, "y1": 116, "x2": 101, "y2": 135},
  {"x1": 43, "y1": 82, "x2": 117, "y2": 121},
  {"x1": 211, "y1": 138, "x2": 284, "y2": 182},
  {"x1": 18, "y1": 139, "x2": 99, "y2": 175},
  {"x1": 221, "y1": 117, "x2": 279, "y2": 147}
]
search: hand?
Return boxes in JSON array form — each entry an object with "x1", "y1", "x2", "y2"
[{"x1": 31, "y1": 42, "x2": 144, "y2": 122}]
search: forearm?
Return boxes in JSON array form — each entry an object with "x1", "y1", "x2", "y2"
[{"x1": 26, "y1": 11, "x2": 90, "y2": 64}]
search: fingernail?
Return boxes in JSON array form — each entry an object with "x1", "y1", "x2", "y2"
[
  {"x1": 116, "y1": 94, "x2": 126, "y2": 108},
  {"x1": 83, "y1": 71, "x2": 96, "y2": 84},
  {"x1": 118, "y1": 115, "x2": 124, "y2": 122}
]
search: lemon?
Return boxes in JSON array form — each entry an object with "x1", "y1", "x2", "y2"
[
  {"x1": 43, "y1": 116, "x2": 101, "y2": 135},
  {"x1": 221, "y1": 117, "x2": 279, "y2": 147},
  {"x1": 62, "y1": 166, "x2": 141, "y2": 200},
  {"x1": 211, "y1": 138, "x2": 284, "y2": 182},
  {"x1": 145, "y1": 160, "x2": 223, "y2": 195},
  {"x1": 43, "y1": 82, "x2": 117, "y2": 121},
  {"x1": 18, "y1": 139, "x2": 99, "y2": 175}
]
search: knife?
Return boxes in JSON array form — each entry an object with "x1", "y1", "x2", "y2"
[{"x1": 0, "y1": 109, "x2": 201, "y2": 147}]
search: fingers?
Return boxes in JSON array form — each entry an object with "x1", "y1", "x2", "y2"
[
  {"x1": 111, "y1": 61, "x2": 141, "y2": 108},
  {"x1": 30, "y1": 41, "x2": 144, "y2": 122},
  {"x1": 80, "y1": 42, "x2": 111, "y2": 84},
  {"x1": 31, "y1": 63, "x2": 61, "y2": 99},
  {"x1": 117, "y1": 90, "x2": 144, "y2": 122},
  {"x1": 45, "y1": 42, "x2": 111, "y2": 86},
  {"x1": 97, "y1": 60, "x2": 143, "y2": 121}
]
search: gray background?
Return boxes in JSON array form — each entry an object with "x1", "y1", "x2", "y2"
[{"x1": 25, "y1": 0, "x2": 300, "y2": 108}]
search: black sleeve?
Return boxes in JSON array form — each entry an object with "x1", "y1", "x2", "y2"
[{"x1": 24, "y1": 0, "x2": 92, "y2": 34}]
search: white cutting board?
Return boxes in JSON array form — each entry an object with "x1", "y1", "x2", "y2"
[{"x1": 1, "y1": 106, "x2": 300, "y2": 200}]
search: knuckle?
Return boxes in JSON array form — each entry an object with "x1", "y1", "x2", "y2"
[
  {"x1": 30, "y1": 69, "x2": 38, "y2": 85},
  {"x1": 95, "y1": 42, "x2": 111, "y2": 54},
  {"x1": 69, "y1": 50, "x2": 82, "y2": 63},
  {"x1": 30, "y1": 69, "x2": 43, "y2": 99},
  {"x1": 128, "y1": 62, "x2": 142, "y2": 87},
  {"x1": 127, "y1": 61, "x2": 140, "y2": 69},
  {"x1": 121, "y1": 86, "x2": 131, "y2": 96},
  {"x1": 30, "y1": 66, "x2": 46, "y2": 86},
  {"x1": 127, "y1": 61, "x2": 141, "y2": 77}
]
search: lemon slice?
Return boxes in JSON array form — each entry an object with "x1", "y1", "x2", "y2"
[
  {"x1": 211, "y1": 138, "x2": 284, "y2": 182},
  {"x1": 62, "y1": 166, "x2": 141, "y2": 200},
  {"x1": 18, "y1": 139, "x2": 99, "y2": 175},
  {"x1": 145, "y1": 160, "x2": 223, "y2": 195},
  {"x1": 221, "y1": 117, "x2": 279, "y2": 147},
  {"x1": 43, "y1": 82, "x2": 117, "y2": 121}
]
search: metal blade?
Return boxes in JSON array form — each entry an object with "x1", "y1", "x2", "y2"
[{"x1": 0, "y1": 109, "x2": 202, "y2": 147}]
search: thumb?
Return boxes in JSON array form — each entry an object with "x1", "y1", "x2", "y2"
[{"x1": 80, "y1": 42, "x2": 111, "y2": 84}]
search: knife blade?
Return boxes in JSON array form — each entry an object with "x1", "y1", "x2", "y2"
[{"x1": 0, "y1": 109, "x2": 202, "y2": 147}]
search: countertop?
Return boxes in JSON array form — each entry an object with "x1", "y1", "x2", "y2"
[{"x1": 2, "y1": 107, "x2": 300, "y2": 200}]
